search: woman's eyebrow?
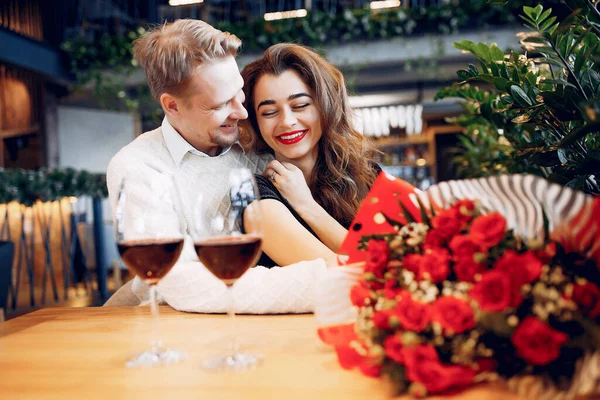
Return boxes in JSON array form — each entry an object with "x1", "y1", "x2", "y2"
[{"x1": 257, "y1": 92, "x2": 312, "y2": 110}]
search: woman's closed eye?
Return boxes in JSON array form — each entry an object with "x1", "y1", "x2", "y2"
[
  {"x1": 260, "y1": 103, "x2": 310, "y2": 117},
  {"x1": 260, "y1": 109, "x2": 278, "y2": 117},
  {"x1": 292, "y1": 103, "x2": 310, "y2": 110}
]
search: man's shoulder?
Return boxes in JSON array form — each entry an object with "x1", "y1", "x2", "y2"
[
  {"x1": 108, "y1": 127, "x2": 166, "y2": 167},
  {"x1": 241, "y1": 150, "x2": 272, "y2": 172}
]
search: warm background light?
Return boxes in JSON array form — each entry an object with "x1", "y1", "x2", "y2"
[
  {"x1": 370, "y1": 0, "x2": 401, "y2": 10},
  {"x1": 264, "y1": 9, "x2": 308, "y2": 21},
  {"x1": 169, "y1": 0, "x2": 204, "y2": 6}
]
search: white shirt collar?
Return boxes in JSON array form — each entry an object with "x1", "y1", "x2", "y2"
[{"x1": 161, "y1": 117, "x2": 243, "y2": 165}]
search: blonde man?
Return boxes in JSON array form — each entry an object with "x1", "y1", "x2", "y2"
[{"x1": 105, "y1": 20, "x2": 327, "y2": 313}]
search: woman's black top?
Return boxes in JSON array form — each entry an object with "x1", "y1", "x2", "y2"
[{"x1": 254, "y1": 163, "x2": 382, "y2": 268}]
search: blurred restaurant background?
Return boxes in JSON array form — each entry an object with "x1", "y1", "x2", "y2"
[{"x1": 0, "y1": 0, "x2": 539, "y2": 318}]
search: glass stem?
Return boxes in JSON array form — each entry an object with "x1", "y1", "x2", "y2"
[
  {"x1": 149, "y1": 285, "x2": 163, "y2": 355},
  {"x1": 228, "y1": 287, "x2": 239, "y2": 357}
]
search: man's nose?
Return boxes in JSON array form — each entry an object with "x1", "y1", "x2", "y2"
[{"x1": 231, "y1": 99, "x2": 248, "y2": 120}]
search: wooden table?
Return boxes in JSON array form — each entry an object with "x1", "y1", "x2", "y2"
[{"x1": 0, "y1": 306, "x2": 525, "y2": 400}]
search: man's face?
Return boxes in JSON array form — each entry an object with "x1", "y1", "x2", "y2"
[{"x1": 173, "y1": 56, "x2": 247, "y2": 156}]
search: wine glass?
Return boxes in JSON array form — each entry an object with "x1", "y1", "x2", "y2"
[
  {"x1": 192, "y1": 167, "x2": 264, "y2": 372},
  {"x1": 115, "y1": 174, "x2": 187, "y2": 367}
]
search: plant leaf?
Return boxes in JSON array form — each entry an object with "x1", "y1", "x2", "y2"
[
  {"x1": 415, "y1": 195, "x2": 432, "y2": 226},
  {"x1": 510, "y1": 85, "x2": 533, "y2": 106},
  {"x1": 397, "y1": 200, "x2": 417, "y2": 224}
]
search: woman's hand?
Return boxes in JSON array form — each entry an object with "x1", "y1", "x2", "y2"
[{"x1": 263, "y1": 160, "x2": 316, "y2": 212}]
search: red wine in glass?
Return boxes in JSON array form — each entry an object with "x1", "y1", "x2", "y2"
[
  {"x1": 194, "y1": 235, "x2": 262, "y2": 286},
  {"x1": 118, "y1": 238, "x2": 184, "y2": 285}
]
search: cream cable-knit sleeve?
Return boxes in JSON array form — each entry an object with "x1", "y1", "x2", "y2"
[{"x1": 132, "y1": 257, "x2": 328, "y2": 314}]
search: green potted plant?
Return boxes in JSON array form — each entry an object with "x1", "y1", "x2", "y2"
[{"x1": 437, "y1": 0, "x2": 600, "y2": 195}]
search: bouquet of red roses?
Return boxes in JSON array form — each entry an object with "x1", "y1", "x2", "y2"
[{"x1": 316, "y1": 174, "x2": 600, "y2": 399}]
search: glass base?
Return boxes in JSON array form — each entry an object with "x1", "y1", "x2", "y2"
[
  {"x1": 125, "y1": 349, "x2": 187, "y2": 368},
  {"x1": 201, "y1": 352, "x2": 264, "y2": 372}
]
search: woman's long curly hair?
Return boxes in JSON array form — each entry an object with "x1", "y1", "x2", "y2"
[{"x1": 240, "y1": 43, "x2": 378, "y2": 225}]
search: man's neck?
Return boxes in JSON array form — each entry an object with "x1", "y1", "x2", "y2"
[{"x1": 167, "y1": 116, "x2": 222, "y2": 156}]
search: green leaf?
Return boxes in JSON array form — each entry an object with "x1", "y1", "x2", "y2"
[
  {"x1": 522, "y1": 6, "x2": 537, "y2": 20},
  {"x1": 467, "y1": 63, "x2": 479, "y2": 76},
  {"x1": 489, "y1": 44, "x2": 505, "y2": 61},
  {"x1": 511, "y1": 67, "x2": 521, "y2": 84},
  {"x1": 542, "y1": 207, "x2": 550, "y2": 240},
  {"x1": 499, "y1": 63, "x2": 510, "y2": 80},
  {"x1": 415, "y1": 196, "x2": 432, "y2": 226},
  {"x1": 510, "y1": 85, "x2": 533, "y2": 106},
  {"x1": 398, "y1": 200, "x2": 417, "y2": 224},
  {"x1": 457, "y1": 69, "x2": 472, "y2": 81},
  {"x1": 382, "y1": 212, "x2": 405, "y2": 229},
  {"x1": 539, "y1": 8, "x2": 553, "y2": 25},
  {"x1": 540, "y1": 16, "x2": 557, "y2": 32},
  {"x1": 540, "y1": 79, "x2": 578, "y2": 89},
  {"x1": 559, "y1": 121, "x2": 600, "y2": 147},
  {"x1": 475, "y1": 42, "x2": 493, "y2": 62},
  {"x1": 490, "y1": 62, "x2": 499, "y2": 76},
  {"x1": 453, "y1": 40, "x2": 477, "y2": 54}
]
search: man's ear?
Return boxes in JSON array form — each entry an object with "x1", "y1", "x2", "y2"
[{"x1": 160, "y1": 93, "x2": 180, "y2": 117}]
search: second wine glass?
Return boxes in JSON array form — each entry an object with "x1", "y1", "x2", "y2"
[{"x1": 192, "y1": 167, "x2": 264, "y2": 372}]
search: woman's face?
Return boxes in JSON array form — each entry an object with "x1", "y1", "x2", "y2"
[{"x1": 252, "y1": 69, "x2": 322, "y2": 163}]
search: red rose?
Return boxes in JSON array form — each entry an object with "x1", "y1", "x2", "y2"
[
  {"x1": 470, "y1": 270, "x2": 512, "y2": 312},
  {"x1": 454, "y1": 258, "x2": 486, "y2": 282},
  {"x1": 402, "y1": 253, "x2": 422, "y2": 275},
  {"x1": 394, "y1": 294, "x2": 431, "y2": 332},
  {"x1": 476, "y1": 358, "x2": 496, "y2": 373},
  {"x1": 572, "y1": 283, "x2": 600, "y2": 318},
  {"x1": 418, "y1": 249, "x2": 450, "y2": 283},
  {"x1": 365, "y1": 239, "x2": 390, "y2": 278},
  {"x1": 449, "y1": 235, "x2": 485, "y2": 258},
  {"x1": 511, "y1": 317, "x2": 568, "y2": 365},
  {"x1": 384, "y1": 279, "x2": 403, "y2": 300},
  {"x1": 433, "y1": 296, "x2": 475, "y2": 334},
  {"x1": 401, "y1": 344, "x2": 439, "y2": 366},
  {"x1": 372, "y1": 310, "x2": 393, "y2": 330},
  {"x1": 424, "y1": 229, "x2": 447, "y2": 248},
  {"x1": 383, "y1": 335, "x2": 404, "y2": 363},
  {"x1": 350, "y1": 283, "x2": 372, "y2": 307},
  {"x1": 469, "y1": 213, "x2": 507, "y2": 248},
  {"x1": 495, "y1": 250, "x2": 543, "y2": 284},
  {"x1": 402, "y1": 345, "x2": 476, "y2": 394},
  {"x1": 452, "y1": 200, "x2": 477, "y2": 222},
  {"x1": 431, "y1": 210, "x2": 462, "y2": 239}
]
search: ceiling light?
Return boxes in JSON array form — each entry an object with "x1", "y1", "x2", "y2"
[
  {"x1": 169, "y1": 0, "x2": 203, "y2": 6},
  {"x1": 264, "y1": 9, "x2": 307, "y2": 21},
  {"x1": 370, "y1": 0, "x2": 401, "y2": 10}
]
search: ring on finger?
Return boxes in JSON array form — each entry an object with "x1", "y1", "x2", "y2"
[{"x1": 270, "y1": 171, "x2": 277, "y2": 181}]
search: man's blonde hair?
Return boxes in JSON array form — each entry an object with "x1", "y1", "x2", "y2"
[{"x1": 133, "y1": 19, "x2": 241, "y2": 101}]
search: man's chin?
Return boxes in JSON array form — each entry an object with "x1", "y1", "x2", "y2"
[{"x1": 214, "y1": 129, "x2": 240, "y2": 148}]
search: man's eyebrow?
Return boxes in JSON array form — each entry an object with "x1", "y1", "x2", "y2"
[
  {"x1": 211, "y1": 87, "x2": 243, "y2": 108},
  {"x1": 256, "y1": 93, "x2": 312, "y2": 110}
]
